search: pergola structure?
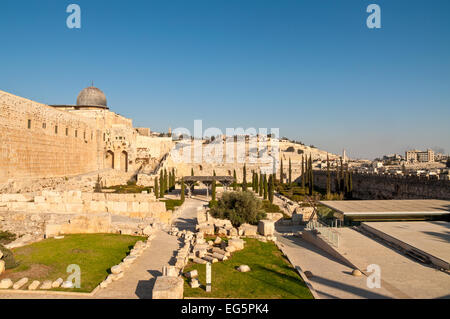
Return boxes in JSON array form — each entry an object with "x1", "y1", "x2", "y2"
[{"x1": 182, "y1": 176, "x2": 235, "y2": 198}]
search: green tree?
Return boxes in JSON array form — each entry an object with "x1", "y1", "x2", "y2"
[
  {"x1": 326, "y1": 154, "x2": 331, "y2": 197},
  {"x1": 154, "y1": 177, "x2": 159, "y2": 198},
  {"x1": 301, "y1": 155, "x2": 305, "y2": 189},
  {"x1": 280, "y1": 159, "x2": 284, "y2": 184},
  {"x1": 191, "y1": 168, "x2": 194, "y2": 176},
  {"x1": 254, "y1": 172, "x2": 259, "y2": 194},
  {"x1": 181, "y1": 177, "x2": 185, "y2": 202},
  {"x1": 308, "y1": 155, "x2": 313, "y2": 196},
  {"x1": 288, "y1": 158, "x2": 292, "y2": 185},
  {"x1": 268, "y1": 174, "x2": 274, "y2": 203},
  {"x1": 212, "y1": 179, "x2": 216, "y2": 201},
  {"x1": 159, "y1": 172, "x2": 164, "y2": 198},
  {"x1": 233, "y1": 169, "x2": 237, "y2": 190},
  {"x1": 259, "y1": 172, "x2": 263, "y2": 196},
  {"x1": 209, "y1": 191, "x2": 266, "y2": 227},
  {"x1": 164, "y1": 169, "x2": 169, "y2": 193},
  {"x1": 242, "y1": 164, "x2": 247, "y2": 191},
  {"x1": 263, "y1": 174, "x2": 268, "y2": 200}
]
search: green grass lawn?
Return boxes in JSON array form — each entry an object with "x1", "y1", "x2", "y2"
[
  {"x1": 161, "y1": 199, "x2": 184, "y2": 211},
  {"x1": 183, "y1": 238, "x2": 313, "y2": 299},
  {"x1": 5, "y1": 233, "x2": 144, "y2": 292}
]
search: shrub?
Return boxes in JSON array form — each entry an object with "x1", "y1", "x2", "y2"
[
  {"x1": 0, "y1": 244, "x2": 18, "y2": 269},
  {"x1": 210, "y1": 191, "x2": 266, "y2": 227},
  {"x1": 0, "y1": 231, "x2": 16, "y2": 245},
  {"x1": 208, "y1": 200, "x2": 218, "y2": 208}
]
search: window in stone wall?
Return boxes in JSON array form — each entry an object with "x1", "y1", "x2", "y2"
[
  {"x1": 91, "y1": 132, "x2": 93, "y2": 140},
  {"x1": 42, "y1": 123, "x2": 46, "y2": 129},
  {"x1": 55, "y1": 125, "x2": 58, "y2": 134},
  {"x1": 103, "y1": 133, "x2": 105, "y2": 141},
  {"x1": 27, "y1": 119, "x2": 31, "y2": 129},
  {"x1": 75, "y1": 130, "x2": 78, "y2": 138},
  {"x1": 66, "y1": 127, "x2": 69, "y2": 136},
  {"x1": 84, "y1": 131, "x2": 86, "y2": 140}
]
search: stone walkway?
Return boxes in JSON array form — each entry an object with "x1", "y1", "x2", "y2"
[
  {"x1": 0, "y1": 198, "x2": 204, "y2": 299},
  {"x1": 275, "y1": 229, "x2": 395, "y2": 299},
  {"x1": 94, "y1": 198, "x2": 203, "y2": 299},
  {"x1": 335, "y1": 227, "x2": 450, "y2": 299}
]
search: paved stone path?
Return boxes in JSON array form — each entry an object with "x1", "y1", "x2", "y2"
[
  {"x1": 95, "y1": 198, "x2": 203, "y2": 299},
  {"x1": 275, "y1": 229, "x2": 395, "y2": 299},
  {"x1": 335, "y1": 227, "x2": 450, "y2": 299}
]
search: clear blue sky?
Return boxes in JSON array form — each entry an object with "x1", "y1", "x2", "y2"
[{"x1": 1, "y1": 0, "x2": 449, "y2": 159}]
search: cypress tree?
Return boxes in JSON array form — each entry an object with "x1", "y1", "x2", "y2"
[
  {"x1": 268, "y1": 174, "x2": 274, "y2": 203},
  {"x1": 164, "y1": 169, "x2": 168, "y2": 193},
  {"x1": 242, "y1": 164, "x2": 247, "y2": 191},
  {"x1": 233, "y1": 170, "x2": 237, "y2": 190},
  {"x1": 212, "y1": 180, "x2": 216, "y2": 201},
  {"x1": 308, "y1": 155, "x2": 313, "y2": 195},
  {"x1": 172, "y1": 168, "x2": 176, "y2": 190},
  {"x1": 181, "y1": 177, "x2": 185, "y2": 202},
  {"x1": 301, "y1": 155, "x2": 305, "y2": 189},
  {"x1": 326, "y1": 154, "x2": 331, "y2": 197},
  {"x1": 259, "y1": 172, "x2": 263, "y2": 196},
  {"x1": 263, "y1": 174, "x2": 268, "y2": 200},
  {"x1": 280, "y1": 159, "x2": 284, "y2": 184},
  {"x1": 288, "y1": 158, "x2": 292, "y2": 185},
  {"x1": 255, "y1": 172, "x2": 259, "y2": 194},
  {"x1": 154, "y1": 177, "x2": 159, "y2": 198},
  {"x1": 159, "y1": 172, "x2": 164, "y2": 198},
  {"x1": 349, "y1": 171, "x2": 353, "y2": 198},
  {"x1": 191, "y1": 168, "x2": 194, "y2": 176}
]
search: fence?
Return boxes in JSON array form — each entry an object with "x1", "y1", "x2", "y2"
[{"x1": 306, "y1": 219, "x2": 340, "y2": 248}]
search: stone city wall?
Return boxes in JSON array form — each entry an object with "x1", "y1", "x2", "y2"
[
  {"x1": 0, "y1": 190, "x2": 166, "y2": 218},
  {"x1": 0, "y1": 90, "x2": 99, "y2": 183},
  {"x1": 313, "y1": 171, "x2": 450, "y2": 200}
]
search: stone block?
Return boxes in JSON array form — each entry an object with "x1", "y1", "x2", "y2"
[
  {"x1": 258, "y1": 220, "x2": 275, "y2": 236},
  {"x1": 28, "y1": 280, "x2": 40, "y2": 290},
  {"x1": 13, "y1": 277, "x2": 29, "y2": 290},
  {"x1": 185, "y1": 270, "x2": 198, "y2": 278},
  {"x1": 0, "y1": 260, "x2": 5, "y2": 275},
  {"x1": 152, "y1": 276, "x2": 184, "y2": 299},
  {"x1": 228, "y1": 238, "x2": 245, "y2": 250},
  {"x1": 40, "y1": 280, "x2": 52, "y2": 290},
  {"x1": 0, "y1": 279, "x2": 13, "y2": 289},
  {"x1": 239, "y1": 223, "x2": 257, "y2": 236},
  {"x1": 190, "y1": 278, "x2": 200, "y2": 288},
  {"x1": 163, "y1": 265, "x2": 179, "y2": 277},
  {"x1": 237, "y1": 265, "x2": 251, "y2": 272},
  {"x1": 52, "y1": 278, "x2": 63, "y2": 288}
]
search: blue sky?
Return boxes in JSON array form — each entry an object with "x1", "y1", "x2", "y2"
[{"x1": 1, "y1": 0, "x2": 449, "y2": 159}]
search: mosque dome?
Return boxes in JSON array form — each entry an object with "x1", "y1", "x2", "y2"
[{"x1": 76, "y1": 86, "x2": 107, "y2": 107}]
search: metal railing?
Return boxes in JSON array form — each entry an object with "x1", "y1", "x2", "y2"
[{"x1": 306, "y1": 219, "x2": 340, "y2": 248}]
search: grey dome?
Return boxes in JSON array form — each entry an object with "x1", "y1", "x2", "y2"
[{"x1": 76, "y1": 86, "x2": 107, "y2": 107}]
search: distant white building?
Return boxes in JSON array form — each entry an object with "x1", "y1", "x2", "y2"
[{"x1": 405, "y1": 149, "x2": 434, "y2": 163}]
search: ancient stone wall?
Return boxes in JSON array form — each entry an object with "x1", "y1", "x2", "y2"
[
  {"x1": 313, "y1": 171, "x2": 450, "y2": 200},
  {"x1": 0, "y1": 91, "x2": 99, "y2": 183}
]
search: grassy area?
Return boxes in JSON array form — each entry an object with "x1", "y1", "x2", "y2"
[
  {"x1": 262, "y1": 200, "x2": 282, "y2": 213},
  {"x1": 183, "y1": 238, "x2": 313, "y2": 299},
  {"x1": 105, "y1": 183, "x2": 153, "y2": 194},
  {"x1": 3, "y1": 234, "x2": 144, "y2": 292},
  {"x1": 161, "y1": 199, "x2": 184, "y2": 211},
  {"x1": 276, "y1": 182, "x2": 342, "y2": 202}
]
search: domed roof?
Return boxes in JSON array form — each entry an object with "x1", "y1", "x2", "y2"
[{"x1": 76, "y1": 86, "x2": 107, "y2": 107}]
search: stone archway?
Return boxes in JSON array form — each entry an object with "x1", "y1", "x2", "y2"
[
  {"x1": 106, "y1": 150, "x2": 114, "y2": 169},
  {"x1": 121, "y1": 151, "x2": 128, "y2": 172}
]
